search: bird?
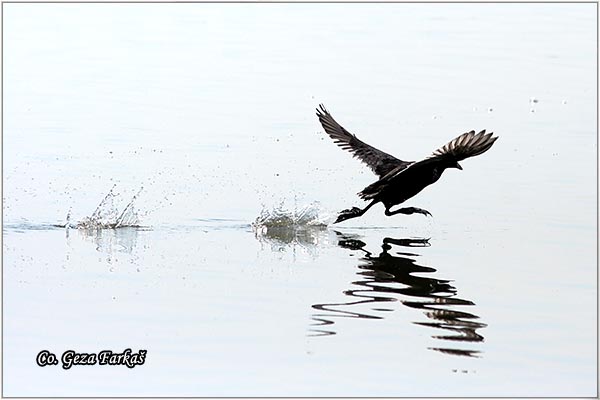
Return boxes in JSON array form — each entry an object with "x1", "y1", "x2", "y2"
[{"x1": 316, "y1": 104, "x2": 498, "y2": 224}]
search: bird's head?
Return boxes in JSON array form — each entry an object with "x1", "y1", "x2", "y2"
[{"x1": 443, "y1": 160, "x2": 463, "y2": 170}]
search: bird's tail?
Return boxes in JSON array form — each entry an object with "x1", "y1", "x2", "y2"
[{"x1": 358, "y1": 181, "x2": 382, "y2": 200}]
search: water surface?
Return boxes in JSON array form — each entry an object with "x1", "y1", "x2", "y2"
[{"x1": 3, "y1": 3, "x2": 597, "y2": 397}]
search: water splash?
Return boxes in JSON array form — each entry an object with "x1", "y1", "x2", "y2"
[
  {"x1": 252, "y1": 201, "x2": 333, "y2": 255},
  {"x1": 114, "y1": 187, "x2": 143, "y2": 228},
  {"x1": 252, "y1": 200, "x2": 331, "y2": 231},
  {"x1": 75, "y1": 185, "x2": 144, "y2": 229}
]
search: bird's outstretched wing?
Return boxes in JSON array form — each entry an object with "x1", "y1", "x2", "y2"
[
  {"x1": 359, "y1": 130, "x2": 498, "y2": 200},
  {"x1": 316, "y1": 104, "x2": 410, "y2": 178},
  {"x1": 428, "y1": 129, "x2": 498, "y2": 162}
]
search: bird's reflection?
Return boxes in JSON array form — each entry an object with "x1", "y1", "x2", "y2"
[{"x1": 311, "y1": 232, "x2": 486, "y2": 357}]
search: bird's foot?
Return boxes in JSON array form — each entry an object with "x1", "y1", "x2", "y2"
[
  {"x1": 403, "y1": 207, "x2": 432, "y2": 217},
  {"x1": 334, "y1": 207, "x2": 362, "y2": 224}
]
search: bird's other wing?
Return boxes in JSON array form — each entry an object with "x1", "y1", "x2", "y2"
[
  {"x1": 361, "y1": 130, "x2": 498, "y2": 195},
  {"x1": 429, "y1": 129, "x2": 498, "y2": 162},
  {"x1": 316, "y1": 104, "x2": 411, "y2": 178}
]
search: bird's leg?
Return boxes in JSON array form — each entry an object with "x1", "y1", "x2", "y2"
[
  {"x1": 384, "y1": 206, "x2": 432, "y2": 217},
  {"x1": 334, "y1": 200, "x2": 378, "y2": 224}
]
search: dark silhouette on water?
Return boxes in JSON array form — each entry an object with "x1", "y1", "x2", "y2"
[
  {"x1": 316, "y1": 104, "x2": 499, "y2": 223},
  {"x1": 310, "y1": 233, "x2": 486, "y2": 357}
]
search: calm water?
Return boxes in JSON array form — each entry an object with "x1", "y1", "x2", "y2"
[{"x1": 3, "y1": 3, "x2": 597, "y2": 396}]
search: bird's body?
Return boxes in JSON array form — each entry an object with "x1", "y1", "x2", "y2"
[
  {"x1": 316, "y1": 104, "x2": 498, "y2": 223},
  {"x1": 360, "y1": 162, "x2": 442, "y2": 204}
]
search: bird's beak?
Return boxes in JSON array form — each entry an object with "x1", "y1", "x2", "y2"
[{"x1": 456, "y1": 162, "x2": 463, "y2": 170}]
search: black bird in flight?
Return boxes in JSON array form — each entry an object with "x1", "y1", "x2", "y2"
[{"x1": 316, "y1": 104, "x2": 498, "y2": 224}]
